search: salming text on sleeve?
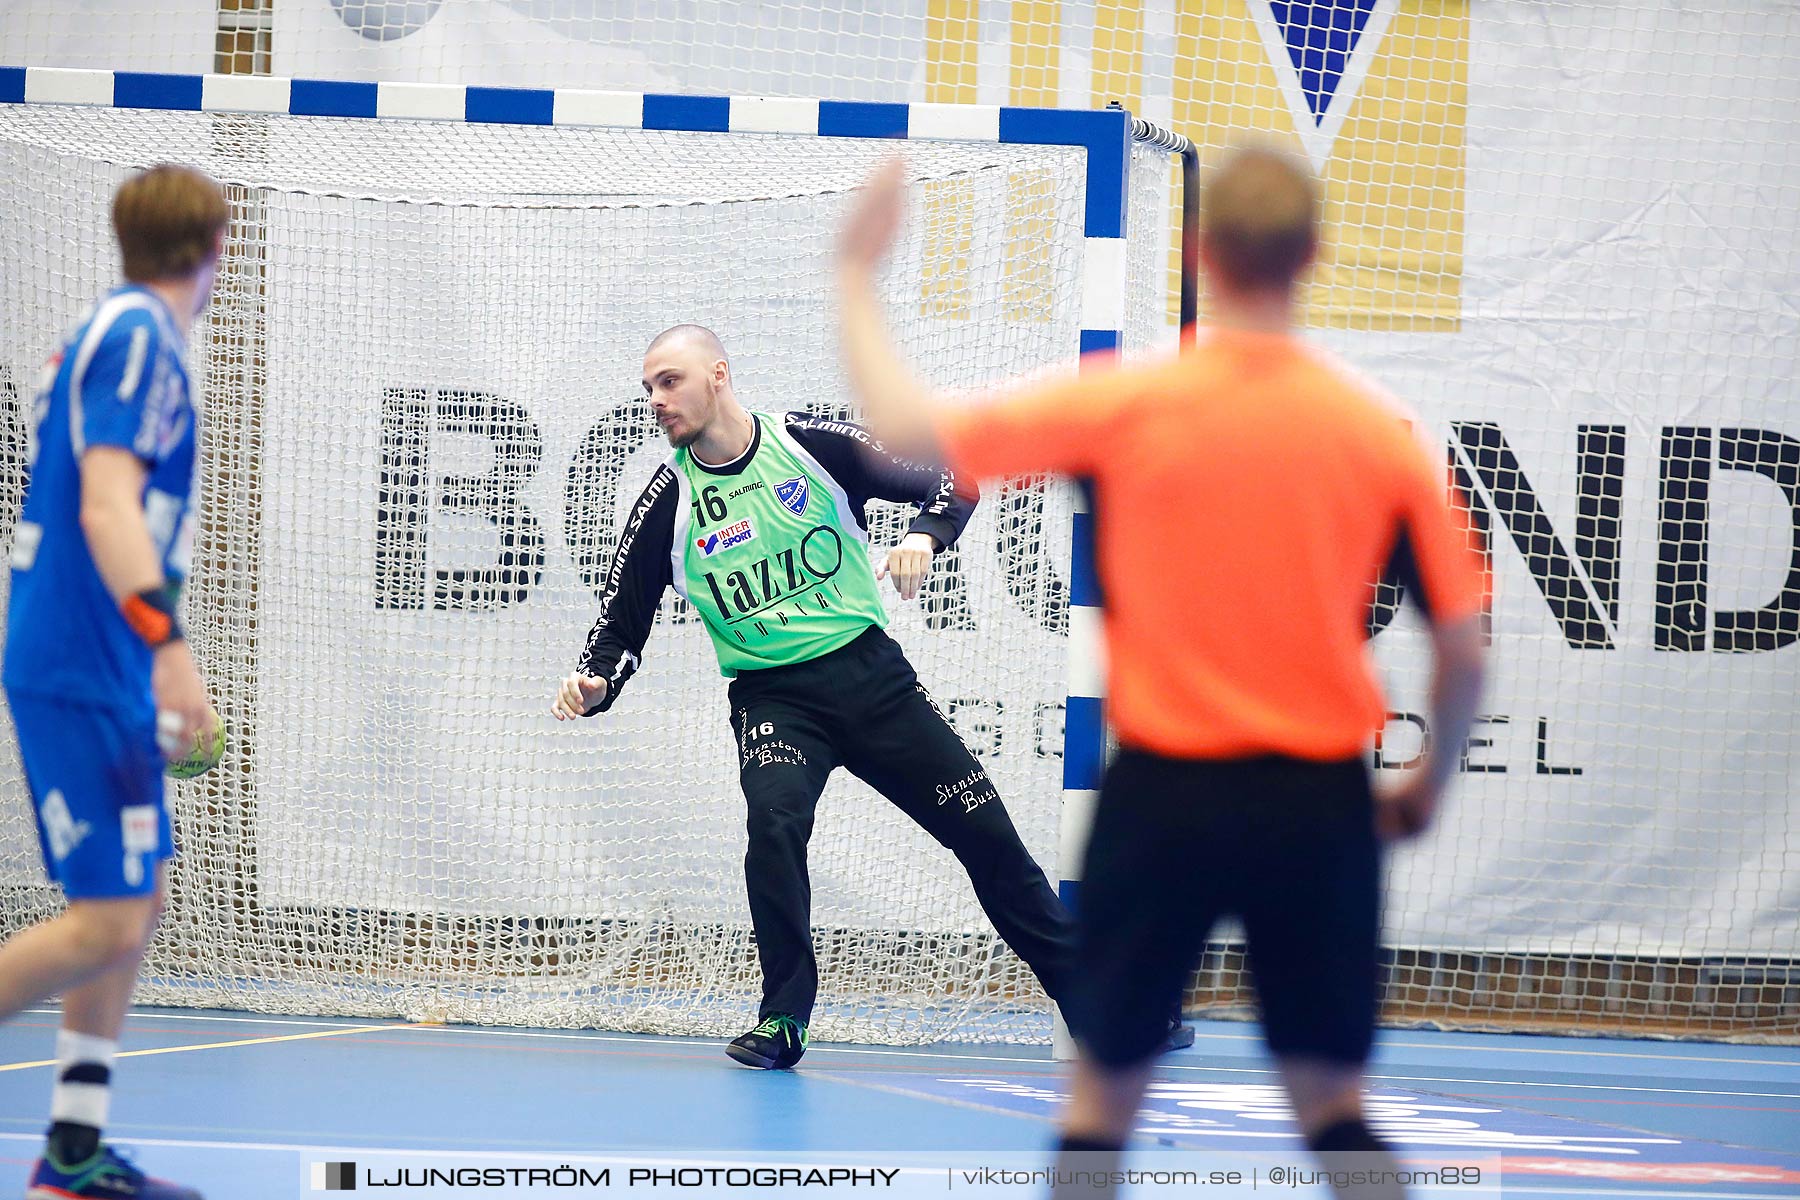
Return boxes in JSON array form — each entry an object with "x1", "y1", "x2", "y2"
[
  {"x1": 784, "y1": 413, "x2": 977, "y2": 551},
  {"x1": 576, "y1": 463, "x2": 678, "y2": 713}
]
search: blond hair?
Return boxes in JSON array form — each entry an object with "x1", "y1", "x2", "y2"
[
  {"x1": 1201, "y1": 145, "x2": 1318, "y2": 291},
  {"x1": 112, "y1": 164, "x2": 229, "y2": 283}
]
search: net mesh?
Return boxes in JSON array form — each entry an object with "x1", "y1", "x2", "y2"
[
  {"x1": 0, "y1": 104, "x2": 1173, "y2": 1042},
  {"x1": 1, "y1": 1, "x2": 1797, "y2": 1043}
]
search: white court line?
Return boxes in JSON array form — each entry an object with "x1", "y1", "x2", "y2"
[
  {"x1": 1377, "y1": 1039, "x2": 1800, "y2": 1068},
  {"x1": 809, "y1": 1070, "x2": 1057, "y2": 1127},
  {"x1": 368, "y1": 1030, "x2": 1800, "y2": 1098},
  {"x1": 0, "y1": 1116, "x2": 609, "y2": 1154},
  {"x1": 0, "y1": 1024, "x2": 398, "y2": 1072},
  {"x1": 52, "y1": 1007, "x2": 1785, "y2": 1072},
  {"x1": 22, "y1": 1009, "x2": 1799, "y2": 1090},
  {"x1": 1347, "y1": 1070, "x2": 1796, "y2": 1102},
  {"x1": 23, "y1": 1008, "x2": 392, "y2": 1031},
  {"x1": 0, "y1": 1131, "x2": 577, "y2": 1157}
]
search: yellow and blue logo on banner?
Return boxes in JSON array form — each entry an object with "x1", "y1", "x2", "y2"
[
  {"x1": 930, "y1": 1, "x2": 1468, "y2": 331},
  {"x1": 1191, "y1": 1, "x2": 1467, "y2": 331}
]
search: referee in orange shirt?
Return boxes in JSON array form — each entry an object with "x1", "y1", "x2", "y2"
[{"x1": 836, "y1": 147, "x2": 1488, "y2": 1199}]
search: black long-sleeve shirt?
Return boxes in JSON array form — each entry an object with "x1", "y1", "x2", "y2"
[{"x1": 576, "y1": 411, "x2": 977, "y2": 713}]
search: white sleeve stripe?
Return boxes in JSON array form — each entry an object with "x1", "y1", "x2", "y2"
[
  {"x1": 667, "y1": 462, "x2": 693, "y2": 600},
  {"x1": 117, "y1": 325, "x2": 149, "y2": 399},
  {"x1": 66, "y1": 293, "x2": 158, "y2": 457}
]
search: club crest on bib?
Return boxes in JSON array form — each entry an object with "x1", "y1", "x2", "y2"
[{"x1": 776, "y1": 476, "x2": 809, "y2": 516}]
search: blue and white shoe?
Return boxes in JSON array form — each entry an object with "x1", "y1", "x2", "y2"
[{"x1": 26, "y1": 1144, "x2": 203, "y2": 1200}]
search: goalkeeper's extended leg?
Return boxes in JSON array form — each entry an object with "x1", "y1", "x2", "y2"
[
  {"x1": 842, "y1": 648, "x2": 1194, "y2": 1051},
  {"x1": 840, "y1": 672, "x2": 1077, "y2": 1007}
]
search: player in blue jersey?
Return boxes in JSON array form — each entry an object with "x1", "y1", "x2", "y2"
[{"x1": 0, "y1": 165, "x2": 227, "y2": 1200}]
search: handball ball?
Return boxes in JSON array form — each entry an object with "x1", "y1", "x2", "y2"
[
  {"x1": 167, "y1": 718, "x2": 226, "y2": 781},
  {"x1": 330, "y1": 0, "x2": 444, "y2": 42}
]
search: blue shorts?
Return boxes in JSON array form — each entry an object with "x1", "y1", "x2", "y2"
[{"x1": 6, "y1": 690, "x2": 173, "y2": 899}]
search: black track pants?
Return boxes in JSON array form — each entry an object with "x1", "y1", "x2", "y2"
[{"x1": 727, "y1": 626, "x2": 1074, "y2": 1023}]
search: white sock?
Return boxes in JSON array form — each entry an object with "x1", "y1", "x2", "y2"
[{"x1": 50, "y1": 1029, "x2": 117, "y2": 1132}]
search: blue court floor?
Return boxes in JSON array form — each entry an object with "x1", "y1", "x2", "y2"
[{"x1": 1, "y1": 1007, "x2": 1796, "y2": 1198}]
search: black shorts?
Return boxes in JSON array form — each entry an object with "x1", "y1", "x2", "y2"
[{"x1": 1067, "y1": 750, "x2": 1381, "y2": 1067}]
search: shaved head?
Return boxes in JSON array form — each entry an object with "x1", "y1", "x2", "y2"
[
  {"x1": 643, "y1": 324, "x2": 740, "y2": 450},
  {"x1": 646, "y1": 323, "x2": 728, "y2": 365}
]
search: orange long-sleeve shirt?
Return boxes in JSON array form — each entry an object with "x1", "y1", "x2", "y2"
[{"x1": 936, "y1": 329, "x2": 1489, "y2": 761}]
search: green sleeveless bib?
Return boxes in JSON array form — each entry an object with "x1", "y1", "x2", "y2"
[{"x1": 670, "y1": 413, "x2": 889, "y2": 675}]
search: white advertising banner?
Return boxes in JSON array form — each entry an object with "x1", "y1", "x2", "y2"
[
  {"x1": 273, "y1": 2, "x2": 935, "y2": 100},
  {"x1": 0, "y1": 1, "x2": 213, "y2": 74},
  {"x1": 248, "y1": 174, "x2": 1084, "y2": 934}
]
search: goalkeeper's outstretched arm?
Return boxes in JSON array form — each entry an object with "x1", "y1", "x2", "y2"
[
  {"x1": 553, "y1": 464, "x2": 677, "y2": 720},
  {"x1": 784, "y1": 412, "x2": 977, "y2": 550},
  {"x1": 785, "y1": 411, "x2": 978, "y2": 601}
]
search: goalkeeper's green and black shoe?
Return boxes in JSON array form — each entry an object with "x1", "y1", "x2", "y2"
[{"x1": 726, "y1": 1013, "x2": 808, "y2": 1069}]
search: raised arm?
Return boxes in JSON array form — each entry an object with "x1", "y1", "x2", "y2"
[
  {"x1": 835, "y1": 160, "x2": 1138, "y2": 483},
  {"x1": 835, "y1": 160, "x2": 943, "y2": 457}
]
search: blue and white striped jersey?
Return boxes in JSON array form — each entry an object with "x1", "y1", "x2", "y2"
[{"x1": 4, "y1": 285, "x2": 199, "y2": 716}]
